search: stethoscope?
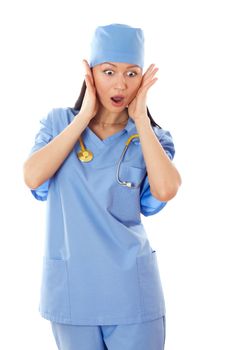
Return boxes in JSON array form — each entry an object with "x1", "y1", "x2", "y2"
[{"x1": 77, "y1": 134, "x2": 144, "y2": 188}]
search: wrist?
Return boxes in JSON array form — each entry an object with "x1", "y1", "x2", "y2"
[
  {"x1": 71, "y1": 112, "x2": 92, "y2": 130},
  {"x1": 134, "y1": 115, "x2": 151, "y2": 127},
  {"x1": 74, "y1": 111, "x2": 92, "y2": 123}
]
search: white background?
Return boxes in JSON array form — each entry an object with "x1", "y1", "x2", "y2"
[{"x1": 0, "y1": 0, "x2": 234, "y2": 349}]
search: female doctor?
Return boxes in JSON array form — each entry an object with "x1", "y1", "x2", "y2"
[{"x1": 23, "y1": 23, "x2": 182, "y2": 350}]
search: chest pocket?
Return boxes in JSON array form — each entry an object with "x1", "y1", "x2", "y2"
[
  {"x1": 107, "y1": 163, "x2": 146, "y2": 225},
  {"x1": 118, "y1": 163, "x2": 146, "y2": 188}
]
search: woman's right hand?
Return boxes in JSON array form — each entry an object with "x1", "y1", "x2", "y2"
[{"x1": 79, "y1": 59, "x2": 99, "y2": 120}]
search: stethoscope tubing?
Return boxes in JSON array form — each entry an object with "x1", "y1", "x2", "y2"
[{"x1": 78, "y1": 133, "x2": 144, "y2": 188}]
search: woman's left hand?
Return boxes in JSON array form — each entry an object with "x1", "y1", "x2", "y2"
[{"x1": 127, "y1": 64, "x2": 159, "y2": 122}]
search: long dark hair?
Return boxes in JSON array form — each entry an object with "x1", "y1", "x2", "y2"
[{"x1": 73, "y1": 79, "x2": 162, "y2": 129}]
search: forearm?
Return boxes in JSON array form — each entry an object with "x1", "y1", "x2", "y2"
[
  {"x1": 135, "y1": 116, "x2": 182, "y2": 201},
  {"x1": 23, "y1": 112, "x2": 90, "y2": 189}
]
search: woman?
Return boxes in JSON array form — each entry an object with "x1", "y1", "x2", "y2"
[{"x1": 23, "y1": 23, "x2": 182, "y2": 350}]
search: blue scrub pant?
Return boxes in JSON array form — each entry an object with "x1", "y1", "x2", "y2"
[{"x1": 50, "y1": 316, "x2": 166, "y2": 350}]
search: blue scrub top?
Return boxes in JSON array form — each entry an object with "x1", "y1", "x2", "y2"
[{"x1": 29, "y1": 107, "x2": 175, "y2": 325}]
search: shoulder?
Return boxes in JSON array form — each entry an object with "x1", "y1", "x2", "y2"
[
  {"x1": 39, "y1": 107, "x2": 75, "y2": 136},
  {"x1": 44, "y1": 107, "x2": 75, "y2": 128},
  {"x1": 48, "y1": 107, "x2": 73, "y2": 122}
]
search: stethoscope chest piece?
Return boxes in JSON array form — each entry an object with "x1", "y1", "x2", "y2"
[
  {"x1": 77, "y1": 136, "x2": 93, "y2": 162},
  {"x1": 77, "y1": 149, "x2": 93, "y2": 162}
]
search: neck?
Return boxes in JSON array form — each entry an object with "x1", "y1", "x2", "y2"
[{"x1": 91, "y1": 107, "x2": 129, "y2": 125}]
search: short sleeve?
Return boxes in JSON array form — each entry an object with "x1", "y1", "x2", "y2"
[
  {"x1": 28, "y1": 110, "x2": 54, "y2": 201},
  {"x1": 140, "y1": 127, "x2": 175, "y2": 217}
]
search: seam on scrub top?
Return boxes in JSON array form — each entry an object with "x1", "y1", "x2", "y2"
[
  {"x1": 56, "y1": 178, "x2": 72, "y2": 322},
  {"x1": 41, "y1": 311, "x2": 142, "y2": 324},
  {"x1": 136, "y1": 258, "x2": 145, "y2": 318},
  {"x1": 65, "y1": 259, "x2": 72, "y2": 321},
  {"x1": 40, "y1": 308, "x2": 162, "y2": 325}
]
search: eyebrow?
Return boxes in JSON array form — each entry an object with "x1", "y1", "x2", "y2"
[{"x1": 101, "y1": 62, "x2": 141, "y2": 69}]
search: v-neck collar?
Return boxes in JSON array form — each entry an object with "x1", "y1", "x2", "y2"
[
  {"x1": 69, "y1": 107, "x2": 135, "y2": 149},
  {"x1": 86, "y1": 117, "x2": 134, "y2": 148}
]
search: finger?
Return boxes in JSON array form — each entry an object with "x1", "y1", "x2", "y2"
[
  {"x1": 140, "y1": 67, "x2": 158, "y2": 90},
  {"x1": 143, "y1": 76, "x2": 158, "y2": 89},
  {"x1": 143, "y1": 67, "x2": 158, "y2": 83},
  {"x1": 82, "y1": 59, "x2": 91, "y2": 73},
  {"x1": 84, "y1": 74, "x2": 95, "y2": 93},
  {"x1": 84, "y1": 72, "x2": 96, "y2": 92},
  {"x1": 82, "y1": 59, "x2": 95, "y2": 85},
  {"x1": 138, "y1": 77, "x2": 158, "y2": 96},
  {"x1": 145, "y1": 78, "x2": 158, "y2": 93},
  {"x1": 143, "y1": 63, "x2": 155, "y2": 75},
  {"x1": 82, "y1": 60, "x2": 93, "y2": 79},
  {"x1": 143, "y1": 64, "x2": 158, "y2": 78},
  {"x1": 143, "y1": 64, "x2": 158, "y2": 80},
  {"x1": 141, "y1": 67, "x2": 158, "y2": 88}
]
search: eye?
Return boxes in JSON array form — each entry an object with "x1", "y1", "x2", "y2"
[
  {"x1": 127, "y1": 71, "x2": 137, "y2": 77},
  {"x1": 103, "y1": 69, "x2": 114, "y2": 75}
]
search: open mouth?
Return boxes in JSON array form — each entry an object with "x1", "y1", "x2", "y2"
[{"x1": 110, "y1": 95, "x2": 125, "y2": 106}]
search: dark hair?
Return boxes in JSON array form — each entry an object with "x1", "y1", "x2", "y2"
[{"x1": 73, "y1": 79, "x2": 162, "y2": 129}]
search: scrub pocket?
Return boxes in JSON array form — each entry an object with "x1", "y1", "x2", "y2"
[
  {"x1": 136, "y1": 250, "x2": 166, "y2": 317},
  {"x1": 108, "y1": 164, "x2": 146, "y2": 225},
  {"x1": 118, "y1": 163, "x2": 146, "y2": 188},
  {"x1": 39, "y1": 257, "x2": 70, "y2": 321}
]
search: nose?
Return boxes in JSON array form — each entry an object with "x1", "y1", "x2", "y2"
[{"x1": 114, "y1": 73, "x2": 127, "y2": 90}]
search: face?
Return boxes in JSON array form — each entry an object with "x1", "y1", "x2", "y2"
[{"x1": 92, "y1": 61, "x2": 143, "y2": 112}]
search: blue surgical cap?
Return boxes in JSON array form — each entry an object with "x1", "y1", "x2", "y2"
[{"x1": 89, "y1": 23, "x2": 145, "y2": 69}]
